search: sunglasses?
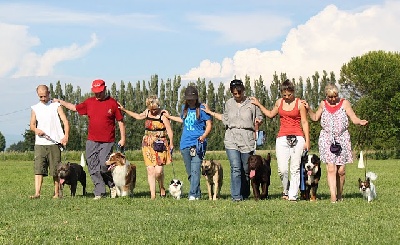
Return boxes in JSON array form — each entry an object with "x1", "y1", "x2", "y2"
[{"x1": 230, "y1": 79, "x2": 243, "y2": 88}]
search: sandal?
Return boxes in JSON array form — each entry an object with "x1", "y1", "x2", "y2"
[{"x1": 282, "y1": 193, "x2": 288, "y2": 200}]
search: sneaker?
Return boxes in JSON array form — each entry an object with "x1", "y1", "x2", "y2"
[
  {"x1": 110, "y1": 187, "x2": 117, "y2": 198},
  {"x1": 93, "y1": 196, "x2": 102, "y2": 200},
  {"x1": 188, "y1": 196, "x2": 197, "y2": 201}
]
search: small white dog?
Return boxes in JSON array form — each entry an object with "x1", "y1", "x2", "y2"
[
  {"x1": 358, "y1": 172, "x2": 377, "y2": 203},
  {"x1": 169, "y1": 179, "x2": 183, "y2": 199}
]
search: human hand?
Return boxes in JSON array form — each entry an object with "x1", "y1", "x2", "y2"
[
  {"x1": 161, "y1": 109, "x2": 171, "y2": 119},
  {"x1": 249, "y1": 97, "x2": 260, "y2": 106},
  {"x1": 201, "y1": 103, "x2": 211, "y2": 114},
  {"x1": 301, "y1": 100, "x2": 310, "y2": 110},
  {"x1": 117, "y1": 139, "x2": 125, "y2": 148},
  {"x1": 60, "y1": 137, "x2": 68, "y2": 146},
  {"x1": 198, "y1": 135, "x2": 206, "y2": 142},
  {"x1": 35, "y1": 129, "x2": 45, "y2": 136},
  {"x1": 117, "y1": 102, "x2": 125, "y2": 111},
  {"x1": 304, "y1": 140, "x2": 310, "y2": 151}
]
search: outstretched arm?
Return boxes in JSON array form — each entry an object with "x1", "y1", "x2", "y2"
[
  {"x1": 304, "y1": 100, "x2": 323, "y2": 121},
  {"x1": 343, "y1": 100, "x2": 368, "y2": 125},
  {"x1": 53, "y1": 98, "x2": 77, "y2": 111},
  {"x1": 201, "y1": 103, "x2": 222, "y2": 121},
  {"x1": 118, "y1": 102, "x2": 146, "y2": 120},
  {"x1": 162, "y1": 110, "x2": 183, "y2": 123},
  {"x1": 250, "y1": 97, "x2": 278, "y2": 118}
]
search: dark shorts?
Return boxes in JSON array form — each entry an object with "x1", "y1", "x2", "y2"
[{"x1": 34, "y1": 145, "x2": 61, "y2": 177}]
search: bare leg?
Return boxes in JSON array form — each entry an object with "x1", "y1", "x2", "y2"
[
  {"x1": 31, "y1": 175, "x2": 43, "y2": 198},
  {"x1": 53, "y1": 176, "x2": 60, "y2": 199},
  {"x1": 336, "y1": 165, "x2": 346, "y2": 201},
  {"x1": 326, "y1": 163, "x2": 337, "y2": 202},
  {"x1": 155, "y1": 166, "x2": 165, "y2": 196},
  {"x1": 147, "y1": 166, "x2": 156, "y2": 199}
]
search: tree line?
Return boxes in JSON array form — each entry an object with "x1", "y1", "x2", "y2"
[{"x1": 5, "y1": 50, "x2": 400, "y2": 156}]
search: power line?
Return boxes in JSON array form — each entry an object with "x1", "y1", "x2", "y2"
[{"x1": 0, "y1": 107, "x2": 30, "y2": 117}]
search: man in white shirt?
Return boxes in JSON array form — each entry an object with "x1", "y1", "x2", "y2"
[{"x1": 29, "y1": 85, "x2": 69, "y2": 199}]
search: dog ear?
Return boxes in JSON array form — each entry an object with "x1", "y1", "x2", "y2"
[{"x1": 358, "y1": 178, "x2": 362, "y2": 183}]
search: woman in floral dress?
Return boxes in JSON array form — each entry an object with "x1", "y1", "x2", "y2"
[{"x1": 306, "y1": 84, "x2": 368, "y2": 203}]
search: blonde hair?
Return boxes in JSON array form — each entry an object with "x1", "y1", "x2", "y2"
[
  {"x1": 146, "y1": 95, "x2": 160, "y2": 109},
  {"x1": 325, "y1": 84, "x2": 339, "y2": 97}
]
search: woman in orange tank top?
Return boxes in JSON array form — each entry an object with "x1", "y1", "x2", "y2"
[{"x1": 251, "y1": 79, "x2": 310, "y2": 201}]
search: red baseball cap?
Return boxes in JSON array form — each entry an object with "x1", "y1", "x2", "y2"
[{"x1": 91, "y1": 79, "x2": 106, "y2": 93}]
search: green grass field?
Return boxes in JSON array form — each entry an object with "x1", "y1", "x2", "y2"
[{"x1": 1, "y1": 153, "x2": 399, "y2": 244}]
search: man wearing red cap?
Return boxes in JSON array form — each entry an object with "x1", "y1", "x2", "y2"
[{"x1": 54, "y1": 79, "x2": 125, "y2": 199}]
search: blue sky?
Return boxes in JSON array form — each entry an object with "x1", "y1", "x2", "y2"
[{"x1": 0, "y1": 0, "x2": 397, "y2": 147}]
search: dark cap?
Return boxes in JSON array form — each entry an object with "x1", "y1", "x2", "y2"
[
  {"x1": 91, "y1": 79, "x2": 106, "y2": 93},
  {"x1": 184, "y1": 86, "x2": 198, "y2": 100}
]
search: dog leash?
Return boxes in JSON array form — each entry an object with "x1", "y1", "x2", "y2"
[
  {"x1": 116, "y1": 143, "x2": 125, "y2": 153},
  {"x1": 43, "y1": 133, "x2": 67, "y2": 162},
  {"x1": 43, "y1": 134, "x2": 65, "y2": 152},
  {"x1": 170, "y1": 148, "x2": 177, "y2": 179},
  {"x1": 356, "y1": 124, "x2": 369, "y2": 178}
]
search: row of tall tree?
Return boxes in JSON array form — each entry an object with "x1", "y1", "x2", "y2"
[{"x1": 7, "y1": 50, "x2": 400, "y2": 152}]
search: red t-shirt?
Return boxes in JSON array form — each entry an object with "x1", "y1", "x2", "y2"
[
  {"x1": 277, "y1": 98, "x2": 304, "y2": 137},
  {"x1": 76, "y1": 96, "x2": 123, "y2": 142}
]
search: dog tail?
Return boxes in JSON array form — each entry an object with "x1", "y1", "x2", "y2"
[
  {"x1": 80, "y1": 153, "x2": 86, "y2": 167},
  {"x1": 366, "y1": 172, "x2": 377, "y2": 181}
]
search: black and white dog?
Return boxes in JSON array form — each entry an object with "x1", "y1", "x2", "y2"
[
  {"x1": 300, "y1": 152, "x2": 321, "y2": 201},
  {"x1": 169, "y1": 179, "x2": 183, "y2": 199}
]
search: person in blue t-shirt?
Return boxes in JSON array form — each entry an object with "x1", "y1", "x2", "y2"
[{"x1": 163, "y1": 86, "x2": 212, "y2": 200}]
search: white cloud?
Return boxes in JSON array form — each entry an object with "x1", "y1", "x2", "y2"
[
  {"x1": 0, "y1": 3, "x2": 169, "y2": 31},
  {"x1": 13, "y1": 33, "x2": 99, "y2": 77},
  {"x1": 189, "y1": 13, "x2": 292, "y2": 45},
  {"x1": 0, "y1": 23, "x2": 40, "y2": 76},
  {"x1": 182, "y1": 1, "x2": 400, "y2": 85}
]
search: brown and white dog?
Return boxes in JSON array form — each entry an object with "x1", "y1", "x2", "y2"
[
  {"x1": 201, "y1": 159, "x2": 223, "y2": 200},
  {"x1": 105, "y1": 152, "x2": 136, "y2": 198},
  {"x1": 248, "y1": 153, "x2": 271, "y2": 200},
  {"x1": 300, "y1": 153, "x2": 321, "y2": 201},
  {"x1": 358, "y1": 172, "x2": 377, "y2": 203}
]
